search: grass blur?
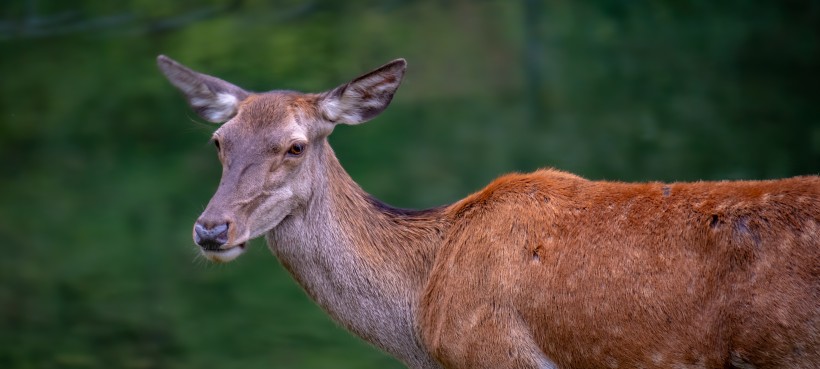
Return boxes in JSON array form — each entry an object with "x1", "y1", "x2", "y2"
[{"x1": 1, "y1": 1, "x2": 818, "y2": 368}]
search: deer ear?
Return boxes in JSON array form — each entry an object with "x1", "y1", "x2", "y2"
[
  {"x1": 318, "y1": 59, "x2": 406, "y2": 125},
  {"x1": 157, "y1": 55, "x2": 249, "y2": 123}
]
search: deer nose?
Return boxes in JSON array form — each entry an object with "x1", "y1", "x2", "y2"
[{"x1": 193, "y1": 221, "x2": 230, "y2": 250}]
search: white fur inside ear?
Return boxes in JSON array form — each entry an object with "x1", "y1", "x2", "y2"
[
  {"x1": 319, "y1": 98, "x2": 362, "y2": 124},
  {"x1": 319, "y1": 60, "x2": 405, "y2": 125},
  {"x1": 216, "y1": 92, "x2": 239, "y2": 107},
  {"x1": 192, "y1": 92, "x2": 239, "y2": 122}
]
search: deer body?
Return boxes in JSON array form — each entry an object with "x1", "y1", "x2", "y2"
[
  {"x1": 423, "y1": 171, "x2": 820, "y2": 368},
  {"x1": 158, "y1": 56, "x2": 820, "y2": 369}
]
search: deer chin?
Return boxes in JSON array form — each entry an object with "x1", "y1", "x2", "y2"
[{"x1": 201, "y1": 242, "x2": 247, "y2": 263}]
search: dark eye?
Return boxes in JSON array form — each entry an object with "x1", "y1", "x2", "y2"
[
  {"x1": 213, "y1": 139, "x2": 221, "y2": 152},
  {"x1": 287, "y1": 143, "x2": 305, "y2": 156}
]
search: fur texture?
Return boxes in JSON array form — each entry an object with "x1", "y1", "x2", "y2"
[
  {"x1": 423, "y1": 170, "x2": 820, "y2": 369},
  {"x1": 158, "y1": 55, "x2": 820, "y2": 369}
]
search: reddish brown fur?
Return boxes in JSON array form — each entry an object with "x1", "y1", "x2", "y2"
[{"x1": 421, "y1": 169, "x2": 819, "y2": 368}]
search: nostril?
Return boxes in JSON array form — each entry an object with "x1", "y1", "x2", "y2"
[
  {"x1": 211, "y1": 223, "x2": 228, "y2": 236},
  {"x1": 194, "y1": 222, "x2": 230, "y2": 250}
]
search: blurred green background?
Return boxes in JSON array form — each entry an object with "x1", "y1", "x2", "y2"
[{"x1": 1, "y1": 1, "x2": 818, "y2": 368}]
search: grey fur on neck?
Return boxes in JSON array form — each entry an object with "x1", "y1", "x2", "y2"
[{"x1": 265, "y1": 142, "x2": 445, "y2": 369}]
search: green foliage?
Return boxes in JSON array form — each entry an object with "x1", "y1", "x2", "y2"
[{"x1": 1, "y1": 1, "x2": 818, "y2": 368}]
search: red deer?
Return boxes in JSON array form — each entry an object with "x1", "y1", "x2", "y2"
[{"x1": 157, "y1": 55, "x2": 820, "y2": 369}]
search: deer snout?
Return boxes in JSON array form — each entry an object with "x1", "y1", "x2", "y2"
[{"x1": 193, "y1": 221, "x2": 230, "y2": 250}]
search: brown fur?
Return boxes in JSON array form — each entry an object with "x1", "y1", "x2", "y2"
[
  {"x1": 422, "y1": 170, "x2": 819, "y2": 368},
  {"x1": 158, "y1": 55, "x2": 820, "y2": 369}
]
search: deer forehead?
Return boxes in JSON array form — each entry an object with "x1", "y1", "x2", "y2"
[
  {"x1": 219, "y1": 92, "x2": 319, "y2": 142},
  {"x1": 241, "y1": 92, "x2": 320, "y2": 129}
]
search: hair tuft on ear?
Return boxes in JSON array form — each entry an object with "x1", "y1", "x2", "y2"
[
  {"x1": 319, "y1": 59, "x2": 406, "y2": 125},
  {"x1": 157, "y1": 55, "x2": 249, "y2": 123}
]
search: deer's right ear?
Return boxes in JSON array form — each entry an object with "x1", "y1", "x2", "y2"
[
  {"x1": 318, "y1": 59, "x2": 406, "y2": 125},
  {"x1": 157, "y1": 55, "x2": 249, "y2": 123}
]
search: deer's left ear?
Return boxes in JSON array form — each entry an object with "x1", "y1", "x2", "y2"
[
  {"x1": 157, "y1": 55, "x2": 249, "y2": 123},
  {"x1": 318, "y1": 59, "x2": 406, "y2": 125}
]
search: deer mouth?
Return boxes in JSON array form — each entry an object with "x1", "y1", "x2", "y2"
[{"x1": 201, "y1": 242, "x2": 247, "y2": 263}]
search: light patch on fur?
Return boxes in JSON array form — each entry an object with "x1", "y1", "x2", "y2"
[
  {"x1": 157, "y1": 55, "x2": 245, "y2": 123},
  {"x1": 202, "y1": 245, "x2": 245, "y2": 263},
  {"x1": 291, "y1": 134, "x2": 308, "y2": 144},
  {"x1": 192, "y1": 92, "x2": 239, "y2": 122},
  {"x1": 216, "y1": 92, "x2": 239, "y2": 108},
  {"x1": 319, "y1": 61, "x2": 403, "y2": 125},
  {"x1": 319, "y1": 97, "x2": 363, "y2": 124},
  {"x1": 535, "y1": 353, "x2": 560, "y2": 369}
]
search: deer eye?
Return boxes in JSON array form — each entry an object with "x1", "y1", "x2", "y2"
[
  {"x1": 287, "y1": 143, "x2": 305, "y2": 156},
  {"x1": 212, "y1": 139, "x2": 221, "y2": 152}
]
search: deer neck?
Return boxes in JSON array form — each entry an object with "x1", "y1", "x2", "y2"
[{"x1": 265, "y1": 141, "x2": 446, "y2": 368}]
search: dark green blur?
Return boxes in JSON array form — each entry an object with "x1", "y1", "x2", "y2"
[{"x1": 1, "y1": 1, "x2": 818, "y2": 368}]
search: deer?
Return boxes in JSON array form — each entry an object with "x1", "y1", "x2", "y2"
[{"x1": 157, "y1": 55, "x2": 820, "y2": 369}]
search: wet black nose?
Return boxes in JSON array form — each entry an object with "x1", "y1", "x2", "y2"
[{"x1": 194, "y1": 222, "x2": 229, "y2": 250}]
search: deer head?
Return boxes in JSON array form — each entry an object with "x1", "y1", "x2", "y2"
[{"x1": 157, "y1": 56, "x2": 406, "y2": 262}]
